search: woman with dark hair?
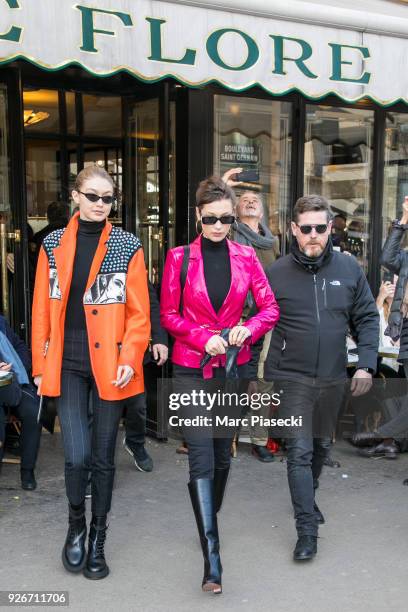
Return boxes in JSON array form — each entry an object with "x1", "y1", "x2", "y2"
[
  {"x1": 32, "y1": 166, "x2": 150, "y2": 580},
  {"x1": 161, "y1": 176, "x2": 279, "y2": 594}
]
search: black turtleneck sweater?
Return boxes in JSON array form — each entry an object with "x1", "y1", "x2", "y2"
[
  {"x1": 65, "y1": 218, "x2": 106, "y2": 331},
  {"x1": 201, "y1": 236, "x2": 231, "y2": 313}
]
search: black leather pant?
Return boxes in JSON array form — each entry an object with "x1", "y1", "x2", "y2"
[{"x1": 172, "y1": 364, "x2": 246, "y2": 481}]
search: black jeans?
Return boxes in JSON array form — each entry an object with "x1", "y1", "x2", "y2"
[
  {"x1": 172, "y1": 364, "x2": 245, "y2": 482},
  {"x1": 124, "y1": 392, "x2": 146, "y2": 450},
  {"x1": 277, "y1": 379, "x2": 346, "y2": 537},
  {"x1": 0, "y1": 380, "x2": 41, "y2": 469},
  {"x1": 57, "y1": 329, "x2": 123, "y2": 515}
]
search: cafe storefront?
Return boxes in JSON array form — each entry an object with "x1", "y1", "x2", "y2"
[{"x1": 1, "y1": 0, "x2": 408, "y2": 434}]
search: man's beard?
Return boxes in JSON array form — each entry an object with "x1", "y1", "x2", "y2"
[
  {"x1": 303, "y1": 243, "x2": 324, "y2": 258},
  {"x1": 242, "y1": 209, "x2": 260, "y2": 218}
]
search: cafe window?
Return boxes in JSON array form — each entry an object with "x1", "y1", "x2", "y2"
[
  {"x1": 66, "y1": 92, "x2": 77, "y2": 134},
  {"x1": 23, "y1": 89, "x2": 59, "y2": 133},
  {"x1": 23, "y1": 88, "x2": 123, "y2": 229},
  {"x1": 25, "y1": 140, "x2": 62, "y2": 222},
  {"x1": 214, "y1": 95, "x2": 292, "y2": 254},
  {"x1": 83, "y1": 95, "x2": 122, "y2": 138},
  {"x1": 304, "y1": 105, "x2": 374, "y2": 273},
  {"x1": 383, "y1": 112, "x2": 408, "y2": 245}
]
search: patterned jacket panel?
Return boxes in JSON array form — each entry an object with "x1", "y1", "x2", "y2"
[{"x1": 42, "y1": 226, "x2": 142, "y2": 304}]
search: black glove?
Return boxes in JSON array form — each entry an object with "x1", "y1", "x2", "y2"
[{"x1": 200, "y1": 328, "x2": 240, "y2": 379}]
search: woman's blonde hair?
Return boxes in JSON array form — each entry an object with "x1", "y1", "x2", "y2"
[{"x1": 74, "y1": 166, "x2": 115, "y2": 193}]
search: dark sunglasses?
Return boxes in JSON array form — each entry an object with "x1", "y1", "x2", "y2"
[
  {"x1": 78, "y1": 191, "x2": 115, "y2": 205},
  {"x1": 297, "y1": 223, "x2": 328, "y2": 235},
  {"x1": 201, "y1": 215, "x2": 236, "y2": 225}
]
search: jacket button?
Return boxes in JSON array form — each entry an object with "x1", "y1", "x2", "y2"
[
  {"x1": 92, "y1": 309, "x2": 98, "y2": 315},
  {"x1": 95, "y1": 342, "x2": 100, "y2": 348}
]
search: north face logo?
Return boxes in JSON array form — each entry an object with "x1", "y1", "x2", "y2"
[{"x1": 330, "y1": 280, "x2": 341, "y2": 286}]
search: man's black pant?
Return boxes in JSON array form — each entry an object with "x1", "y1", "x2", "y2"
[
  {"x1": 276, "y1": 379, "x2": 346, "y2": 537},
  {"x1": 0, "y1": 380, "x2": 41, "y2": 469},
  {"x1": 124, "y1": 392, "x2": 146, "y2": 450},
  {"x1": 172, "y1": 364, "x2": 244, "y2": 482},
  {"x1": 57, "y1": 329, "x2": 123, "y2": 516}
]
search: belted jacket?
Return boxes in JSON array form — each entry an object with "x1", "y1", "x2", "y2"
[
  {"x1": 160, "y1": 236, "x2": 279, "y2": 375},
  {"x1": 31, "y1": 213, "x2": 150, "y2": 400}
]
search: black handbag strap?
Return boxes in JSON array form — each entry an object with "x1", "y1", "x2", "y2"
[{"x1": 179, "y1": 245, "x2": 190, "y2": 314}]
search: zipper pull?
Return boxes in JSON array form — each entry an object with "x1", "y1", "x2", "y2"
[{"x1": 322, "y1": 278, "x2": 326, "y2": 291}]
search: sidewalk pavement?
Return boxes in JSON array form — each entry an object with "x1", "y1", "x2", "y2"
[{"x1": 1, "y1": 431, "x2": 408, "y2": 612}]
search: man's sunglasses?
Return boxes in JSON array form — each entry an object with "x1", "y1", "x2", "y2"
[
  {"x1": 297, "y1": 223, "x2": 328, "y2": 235},
  {"x1": 78, "y1": 191, "x2": 115, "y2": 205},
  {"x1": 201, "y1": 215, "x2": 236, "y2": 225}
]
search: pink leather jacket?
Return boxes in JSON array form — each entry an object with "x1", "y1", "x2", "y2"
[{"x1": 160, "y1": 236, "x2": 280, "y2": 376}]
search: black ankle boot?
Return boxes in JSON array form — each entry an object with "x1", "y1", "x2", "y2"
[
  {"x1": 62, "y1": 503, "x2": 87, "y2": 572},
  {"x1": 293, "y1": 535, "x2": 317, "y2": 561},
  {"x1": 21, "y1": 469, "x2": 37, "y2": 491},
  {"x1": 83, "y1": 516, "x2": 109, "y2": 580},
  {"x1": 188, "y1": 479, "x2": 222, "y2": 594},
  {"x1": 214, "y1": 468, "x2": 229, "y2": 514}
]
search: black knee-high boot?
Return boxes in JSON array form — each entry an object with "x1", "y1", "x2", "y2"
[
  {"x1": 62, "y1": 503, "x2": 87, "y2": 572},
  {"x1": 188, "y1": 479, "x2": 222, "y2": 594},
  {"x1": 214, "y1": 467, "x2": 230, "y2": 513},
  {"x1": 83, "y1": 515, "x2": 109, "y2": 580}
]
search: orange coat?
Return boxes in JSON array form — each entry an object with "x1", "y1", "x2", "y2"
[{"x1": 32, "y1": 213, "x2": 150, "y2": 400}]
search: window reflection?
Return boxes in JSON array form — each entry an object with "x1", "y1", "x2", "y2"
[
  {"x1": 304, "y1": 105, "x2": 374, "y2": 272},
  {"x1": 23, "y1": 89, "x2": 59, "y2": 133},
  {"x1": 66, "y1": 92, "x2": 76, "y2": 134},
  {"x1": 25, "y1": 140, "x2": 61, "y2": 220},
  {"x1": 214, "y1": 95, "x2": 292, "y2": 254},
  {"x1": 83, "y1": 95, "x2": 121, "y2": 138},
  {"x1": 383, "y1": 112, "x2": 408, "y2": 246}
]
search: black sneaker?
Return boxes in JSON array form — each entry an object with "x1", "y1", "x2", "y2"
[
  {"x1": 123, "y1": 438, "x2": 153, "y2": 472},
  {"x1": 251, "y1": 445, "x2": 275, "y2": 463}
]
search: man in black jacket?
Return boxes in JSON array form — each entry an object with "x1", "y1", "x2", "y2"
[
  {"x1": 123, "y1": 281, "x2": 168, "y2": 472},
  {"x1": 265, "y1": 195, "x2": 379, "y2": 561}
]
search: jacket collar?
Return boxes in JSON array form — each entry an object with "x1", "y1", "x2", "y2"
[{"x1": 53, "y1": 212, "x2": 113, "y2": 298}]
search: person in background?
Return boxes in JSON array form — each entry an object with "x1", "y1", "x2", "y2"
[
  {"x1": 222, "y1": 167, "x2": 279, "y2": 462},
  {"x1": 0, "y1": 314, "x2": 41, "y2": 490},
  {"x1": 161, "y1": 176, "x2": 279, "y2": 594},
  {"x1": 353, "y1": 198, "x2": 408, "y2": 458},
  {"x1": 123, "y1": 281, "x2": 168, "y2": 472},
  {"x1": 32, "y1": 166, "x2": 150, "y2": 580},
  {"x1": 331, "y1": 213, "x2": 348, "y2": 251},
  {"x1": 349, "y1": 275, "x2": 403, "y2": 456},
  {"x1": 33, "y1": 201, "x2": 70, "y2": 258},
  {"x1": 377, "y1": 277, "x2": 401, "y2": 375}
]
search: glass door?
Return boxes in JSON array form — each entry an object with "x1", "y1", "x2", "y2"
[
  {"x1": 124, "y1": 87, "x2": 175, "y2": 439},
  {"x1": 128, "y1": 97, "x2": 162, "y2": 283},
  {"x1": 125, "y1": 90, "x2": 175, "y2": 285},
  {"x1": 0, "y1": 83, "x2": 25, "y2": 330}
]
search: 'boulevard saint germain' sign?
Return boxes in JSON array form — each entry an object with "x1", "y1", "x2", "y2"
[
  {"x1": 220, "y1": 144, "x2": 259, "y2": 165},
  {"x1": 0, "y1": 0, "x2": 407, "y2": 105}
]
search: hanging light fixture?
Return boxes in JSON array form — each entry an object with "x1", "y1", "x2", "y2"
[{"x1": 24, "y1": 109, "x2": 50, "y2": 127}]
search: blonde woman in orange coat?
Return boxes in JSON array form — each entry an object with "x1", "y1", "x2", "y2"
[{"x1": 32, "y1": 167, "x2": 150, "y2": 580}]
